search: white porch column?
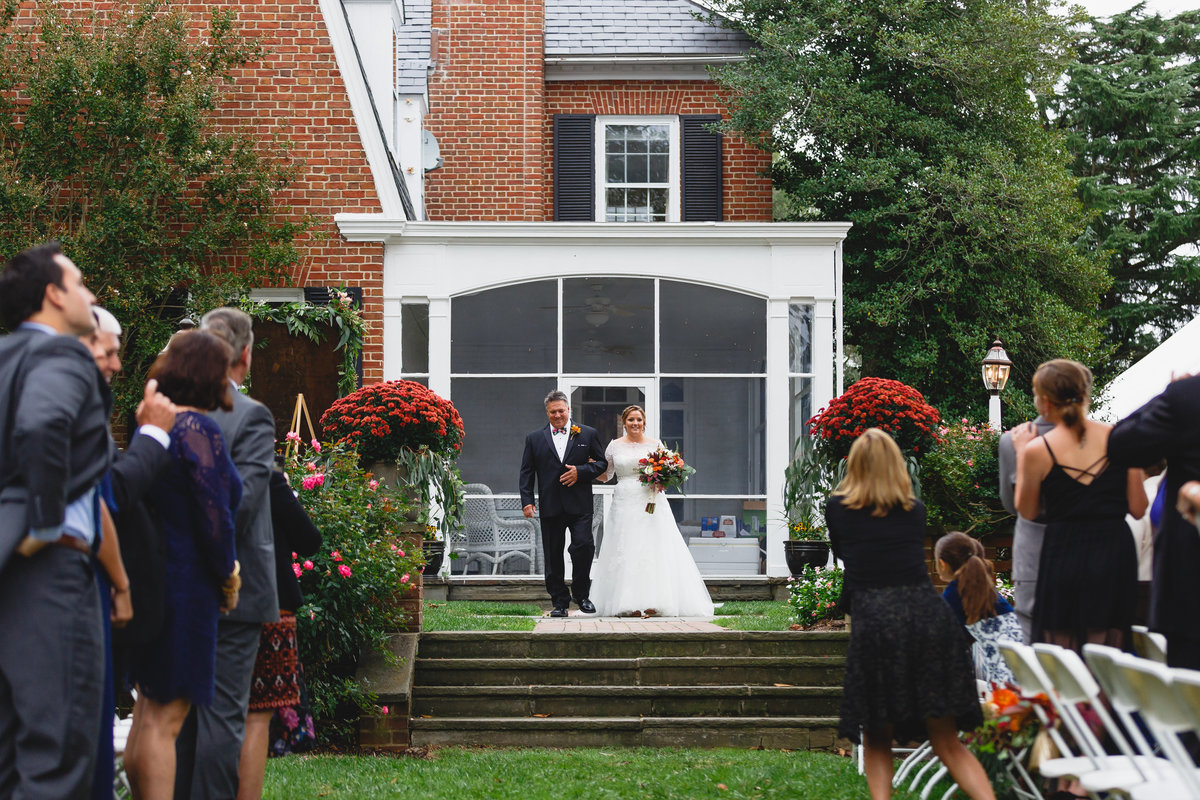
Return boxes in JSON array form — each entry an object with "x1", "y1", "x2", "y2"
[
  {"x1": 765, "y1": 297, "x2": 790, "y2": 577},
  {"x1": 428, "y1": 296, "x2": 451, "y2": 398}
]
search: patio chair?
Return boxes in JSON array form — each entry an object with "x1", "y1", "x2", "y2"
[{"x1": 453, "y1": 483, "x2": 537, "y2": 575}]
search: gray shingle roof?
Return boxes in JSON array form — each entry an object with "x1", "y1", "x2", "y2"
[
  {"x1": 545, "y1": 0, "x2": 751, "y2": 57},
  {"x1": 395, "y1": 0, "x2": 431, "y2": 94}
]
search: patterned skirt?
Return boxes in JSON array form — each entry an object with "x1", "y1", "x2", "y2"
[
  {"x1": 249, "y1": 612, "x2": 301, "y2": 711},
  {"x1": 838, "y1": 583, "x2": 982, "y2": 744}
]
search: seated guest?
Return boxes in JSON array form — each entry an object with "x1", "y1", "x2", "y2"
[
  {"x1": 123, "y1": 331, "x2": 243, "y2": 800},
  {"x1": 935, "y1": 532, "x2": 1021, "y2": 686}
]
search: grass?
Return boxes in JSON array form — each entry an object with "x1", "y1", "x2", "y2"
[
  {"x1": 421, "y1": 600, "x2": 542, "y2": 632},
  {"x1": 262, "y1": 747, "x2": 916, "y2": 799},
  {"x1": 711, "y1": 601, "x2": 796, "y2": 631}
]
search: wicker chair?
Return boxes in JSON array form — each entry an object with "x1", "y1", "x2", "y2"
[{"x1": 454, "y1": 484, "x2": 537, "y2": 575}]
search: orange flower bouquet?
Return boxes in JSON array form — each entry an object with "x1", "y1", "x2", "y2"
[{"x1": 637, "y1": 446, "x2": 695, "y2": 512}]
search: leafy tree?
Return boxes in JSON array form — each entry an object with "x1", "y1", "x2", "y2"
[
  {"x1": 1048, "y1": 4, "x2": 1200, "y2": 378},
  {"x1": 0, "y1": 1, "x2": 304, "y2": 415},
  {"x1": 707, "y1": 0, "x2": 1109, "y2": 417}
]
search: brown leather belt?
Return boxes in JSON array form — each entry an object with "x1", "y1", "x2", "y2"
[{"x1": 51, "y1": 535, "x2": 91, "y2": 555}]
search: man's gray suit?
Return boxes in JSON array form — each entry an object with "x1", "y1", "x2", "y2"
[
  {"x1": 0, "y1": 329, "x2": 113, "y2": 800},
  {"x1": 998, "y1": 415, "x2": 1054, "y2": 644},
  {"x1": 175, "y1": 388, "x2": 277, "y2": 800}
]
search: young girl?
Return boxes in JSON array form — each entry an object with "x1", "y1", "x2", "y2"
[{"x1": 935, "y1": 532, "x2": 1021, "y2": 686}]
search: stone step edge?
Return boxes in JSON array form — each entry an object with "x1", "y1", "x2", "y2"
[
  {"x1": 418, "y1": 630, "x2": 848, "y2": 642},
  {"x1": 416, "y1": 656, "x2": 846, "y2": 669},
  {"x1": 412, "y1": 685, "x2": 842, "y2": 697},
  {"x1": 411, "y1": 716, "x2": 840, "y2": 731}
]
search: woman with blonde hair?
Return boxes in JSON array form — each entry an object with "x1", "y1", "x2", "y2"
[
  {"x1": 1012, "y1": 359, "x2": 1146, "y2": 651},
  {"x1": 827, "y1": 429, "x2": 993, "y2": 800}
]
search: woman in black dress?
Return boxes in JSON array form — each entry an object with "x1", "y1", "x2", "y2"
[
  {"x1": 1013, "y1": 359, "x2": 1146, "y2": 652},
  {"x1": 827, "y1": 428, "x2": 993, "y2": 800}
]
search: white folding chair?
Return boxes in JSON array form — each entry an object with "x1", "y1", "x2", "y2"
[
  {"x1": 1034, "y1": 643, "x2": 1174, "y2": 795},
  {"x1": 1131, "y1": 626, "x2": 1169, "y2": 664},
  {"x1": 1114, "y1": 655, "x2": 1200, "y2": 800}
]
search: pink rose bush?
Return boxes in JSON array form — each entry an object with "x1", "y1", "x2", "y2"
[{"x1": 284, "y1": 438, "x2": 424, "y2": 745}]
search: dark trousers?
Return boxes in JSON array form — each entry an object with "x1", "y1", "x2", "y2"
[
  {"x1": 541, "y1": 512, "x2": 594, "y2": 608},
  {"x1": 0, "y1": 546, "x2": 104, "y2": 800},
  {"x1": 174, "y1": 619, "x2": 261, "y2": 800}
]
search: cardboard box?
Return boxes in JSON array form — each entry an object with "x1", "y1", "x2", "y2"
[{"x1": 742, "y1": 501, "x2": 766, "y2": 536}]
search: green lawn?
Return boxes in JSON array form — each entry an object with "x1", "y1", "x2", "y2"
[
  {"x1": 421, "y1": 600, "x2": 541, "y2": 631},
  {"x1": 711, "y1": 601, "x2": 795, "y2": 631},
  {"x1": 263, "y1": 747, "x2": 917, "y2": 799}
]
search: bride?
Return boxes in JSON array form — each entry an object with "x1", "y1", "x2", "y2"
[{"x1": 590, "y1": 405, "x2": 714, "y2": 617}]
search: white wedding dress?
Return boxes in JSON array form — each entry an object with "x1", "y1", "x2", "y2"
[{"x1": 589, "y1": 439, "x2": 714, "y2": 617}]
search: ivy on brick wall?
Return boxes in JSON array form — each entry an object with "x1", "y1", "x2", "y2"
[{"x1": 0, "y1": 0, "x2": 307, "y2": 416}]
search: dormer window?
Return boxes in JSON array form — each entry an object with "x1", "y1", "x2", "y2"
[{"x1": 596, "y1": 117, "x2": 679, "y2": 222}]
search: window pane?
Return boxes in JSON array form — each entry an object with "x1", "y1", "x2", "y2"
[
  {"x1": 627, "y1": 134, "x2": 648, "y2": 153},
  {"x1": 451, "y1": 281, "x2": 557, "y2": 373},
  {"x1": 606, "y1": 155, "x2": 625, "y2": 183},
  {"x1": 660, "y1": 282, "x2": 767, "y2": 373},
  {"x1": 649, "y1": 133, "x2": 669, "y2": 153},
  {"x1": 628, "y1": 154, "x2": 648, "y2": 183},
  {"x1": 563, "y1": 278, "x2": 654, "y2": 372},
  {"x1": 669, "y1": 498, "x2": 764, "y2": 575},
  {"x1": 789, "y1": 303, "x2": 813, "y2": 373},
  {"x1": 656, "y1": 378, "x2": 765, "y2": 495},
  {"x1": 401, "y1": 302, "x2": 429, "y2": 373},
  {"x1": 790, "y1": 377, "x2": 812, "y2": 460},
  {"x1": 649, "y1": 189, "x2": 667, "y2": 220},
  {"x1": 453, "y1": 377, "x2": 557, "y2": 490},
  {"x1": 648, "y1": 154, "x2": 668, "y2": 182}
]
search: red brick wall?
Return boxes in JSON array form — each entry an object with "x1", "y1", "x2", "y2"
[
  {"x1": 425, "y1": 0, "x2": 547, "y2": 221},
  {"x1": 544, "y1": 81, "x2": 773, "y2": 222},
  {"x1": 14, "y1": 1, "x2": 387, "y2": 383}
]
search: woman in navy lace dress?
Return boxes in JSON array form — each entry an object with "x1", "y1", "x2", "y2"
[
  {"x1": 827, "y1": 429, "x2": 994, "y2": 800},
  {"x1": 123, "y1": 331, "x2": 243, "y2": 800}
]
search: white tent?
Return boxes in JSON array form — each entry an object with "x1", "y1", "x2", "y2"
[{"x1": 1097, "y1": 314, "x2": 1200, "y2": 422}]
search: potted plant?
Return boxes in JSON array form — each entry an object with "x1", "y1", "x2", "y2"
[{"x1": 782, "y1": 442, "x2": 836, "y2": 575}]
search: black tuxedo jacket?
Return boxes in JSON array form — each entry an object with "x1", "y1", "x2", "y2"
[
  {"x1": 110, "y1": 431, "x2": 174, "y2": 645},
  {"x1": 1109, "y1": 375, "x2": 1200, "y2": 635},
  {"x1": 519, "y1": 423, "x2": 607, "y2": 518},
  {"x1": 0, "y1": 328, "x2": 113, "y2": 573}
]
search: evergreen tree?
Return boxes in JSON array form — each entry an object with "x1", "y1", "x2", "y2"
[
  {"x1": 1050, "y1": 4, "x2": 1200, "y2": 377},
  {"x1": 707, "y1": 0, "x2": 1109, "y2": 418}
]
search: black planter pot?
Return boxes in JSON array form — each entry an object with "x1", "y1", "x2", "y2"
[
  {"x1": 422, "y1": 540, "x2": 445, "y2": 575},
  {"x1": 784, "y1": 540, "x2": 831, "y2": 575}
]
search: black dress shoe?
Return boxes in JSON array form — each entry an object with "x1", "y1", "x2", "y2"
[
  {"x1": 577, "y1": 598, "x2": 596, "y2": 614},
  {"x1": 550, "y1": 607, "x2": 568, "y2": 618}
]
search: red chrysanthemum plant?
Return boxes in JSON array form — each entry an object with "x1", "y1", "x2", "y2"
[{"x1": 807, "y1": 377, "x2": 940, "y2": 462}]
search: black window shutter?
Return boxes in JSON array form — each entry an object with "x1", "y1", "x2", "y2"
[
  {"x1": 554, "y1": 115, "x2": 596, "y2": 221},
  {"x1": 681, "y1": 115, "x2": 723, "y2": 222}
]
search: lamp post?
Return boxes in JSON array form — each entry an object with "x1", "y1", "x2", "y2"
[{"x1": 981, "y1": 339, "x2": 1013, "y2": 431}]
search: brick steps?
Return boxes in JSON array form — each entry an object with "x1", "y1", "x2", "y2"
[{"x1": 408, "y1": 631, "x2": 850, "y2": 750}]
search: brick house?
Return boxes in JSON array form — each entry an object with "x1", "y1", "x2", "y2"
[{"x1": 33, "y1": 0, "x2": 849, "y2": 577}]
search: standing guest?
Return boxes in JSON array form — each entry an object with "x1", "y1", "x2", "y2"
[
  {"x1": 1013, "y1": 359, "x2": 1147, "y2": 652},
  {"x1": 997, "y1": 414, "x2": 1053, "y2": 643},
  {"x1": 122, "y1": 330, "x2": 242, "y2": 800},
  {"x1": 827, "y1": 429, "x2": 994, "y2": 800},
  {"x1": 175, "y1": 308, "x2": 278, "y2": 800},
  {"x1": 934, "y1": 532, "x2": 1021, "y2": 686},
  {"x1": 0, "y1": 241, "x2": 111, "y2": 799},
  {"x1": 83, "y1": 305, "x2": 178, "y2": 800},
  {"x1": 1108, "y1": 374, "x2": 1200, "y2": 668},
  {"x1": 236, "y1": 469, "x2": 322, "y2": 800}
]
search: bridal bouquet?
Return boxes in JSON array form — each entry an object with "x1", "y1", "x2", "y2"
[{"x1": 637, "y1": 446, "x2": 695, "y2": 512}]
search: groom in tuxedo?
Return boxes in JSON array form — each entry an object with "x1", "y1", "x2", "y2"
[{"x1": 520, "y1": 390, "x2": 607, "y2": 617}]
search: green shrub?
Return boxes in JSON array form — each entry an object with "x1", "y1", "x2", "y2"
[
  {"x1": 788, "y1": 565, "x2": 845, "y2": 625},
  {"x1": 286, "y1": 441, "x2": 424, "y2": 745},
  {"x1": 921, "y1": 419, "x2": 1008, "y2": 537}
]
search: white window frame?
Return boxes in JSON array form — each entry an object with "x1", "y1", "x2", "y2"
[{"x1": 594, "y1": 115, "x2": 681, "y2": 223}]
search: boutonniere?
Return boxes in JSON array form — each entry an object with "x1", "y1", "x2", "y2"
[{"x1": 570, "y1": 425, "x2": 581, "y2": 436}]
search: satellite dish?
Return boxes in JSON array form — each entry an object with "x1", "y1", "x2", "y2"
[{"x1": 422, "y1": 129, "x2": 443, "y2": 173}]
